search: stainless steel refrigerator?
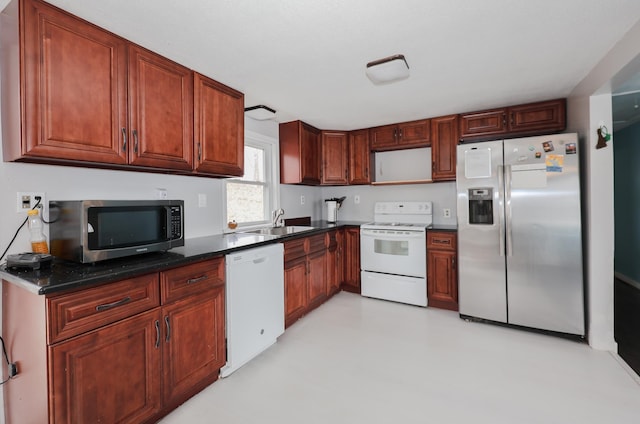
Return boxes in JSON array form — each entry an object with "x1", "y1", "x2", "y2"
[{"x1": 456, "y1": 133, "x2": 584, "y2": 336}]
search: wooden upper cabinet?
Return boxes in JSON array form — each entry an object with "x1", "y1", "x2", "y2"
[
  {"x1": 459, "y1": 99, "x2": 566, "y2": 142},
  {"x1": 398, "y1": 119, "x2": 431, "y2": 146},
  {"x1": 321, "y1": 131, "x2": 349, "y2": 185},
  {"x1": 508, "y1": 99, "x2": 566, "y2": 134},
  {"x1": 193, "y1": 73, "x2": 244, "y2": 176},
  {"x1": 369, "y1": 124, "x2": 397, "y2": 149},
  {"x1": 279, "y1": 120, "x2": 321, "y2": 185},
  {"x1": 15, "y1": 0, "x2": 128, "y2": 164},
  {"x1": 459, "y1": 109, "x2": 507, "y2": 140},
  {"x1": 431, "y1": 115, "x2": 458, "y2": 182},
  {"x1": 4, "y1": 0, "x2": 246, "y2": 178},
  {"x1": 128, "y1": 45, "x2": 193, "y2": 170},
  {"x1": 370, "y1": 119, "x2": 431, "y2": 151},
  {"x1": 348, "y1": 129, "x2": 371, "y2": 185}
]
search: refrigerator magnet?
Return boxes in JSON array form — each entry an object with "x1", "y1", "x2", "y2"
[
  {"x1": 535, "y1": 152, "x2": 542, "y2": 158},
  {"x1": 546, "y1": 154, "x2": 564, "y2": 172},
  {"x1": 542, "y1": 141, "x2": 555, "y2": 152},
  {"x1": 565, "y1": 143, "x2": 577, "y2": 154}
]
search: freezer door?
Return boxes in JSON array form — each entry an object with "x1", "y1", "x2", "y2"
[
  {"x1": 456, "y1": 141, "x2": 507, "y2": 322},
  {"x1": 503, "y1": 134, "x2": 584, "y2": 335}
]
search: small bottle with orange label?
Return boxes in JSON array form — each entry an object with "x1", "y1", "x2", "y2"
[{"x1": 27, "y1": 209, "x2": 49, "y2": 254}]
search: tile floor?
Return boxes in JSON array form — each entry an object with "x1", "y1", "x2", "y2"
[{"x1": 160, "y1": 292, "x2": 640, "y2": 424}]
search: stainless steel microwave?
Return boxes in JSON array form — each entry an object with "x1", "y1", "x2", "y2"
[{"x1": 49, "y1": 200, "x2": 184, "y2": 263}]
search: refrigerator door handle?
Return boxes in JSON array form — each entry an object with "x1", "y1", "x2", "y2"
[
  {"x1": 498, "y1": 165, "x2": 505, "y2": 257},
  {"x1": 505, "y1": 164, "x2": 513, "y2": 257}
]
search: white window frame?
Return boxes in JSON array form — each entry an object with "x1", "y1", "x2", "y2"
[{"x1": 222, "y1": 130, "x2": 280, "y2": 232}]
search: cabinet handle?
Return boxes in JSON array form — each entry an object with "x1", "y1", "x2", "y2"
[
  {"x1": 433, "y1": 239, "x2": 451, "y2": 245},
  {"x1": 399, "y1": 129, "x2": 403, "y2": 139},
  {"x1": 365, "y1": 167, "x2": 368, "y2": 178},
  {"x1": 121, "y1": 128, "x2": 127, "y2": 152},
  {"x1": 502, "y1": 114, "x2": 507, "y2": 127},
  {"x1": 510, "y1": 113, "x2": 514, "y2": 126},
  {"x1": 393, "y1": 128, "x2": 397, "y2": 140},
  {"x1": 165, "y1": 315, "x2": 171, "y2": 342},
  {"x1": 95, "y1": 296, "x2": 131, "y2": 312},
  {"x1": 133, "y1": 129, "x2": 139, "y2": 153},
  {"x1": 155, "y1": 320, "x2": 160, "y2": 348},
  {"x1": 187, "y1": 275, "x2": 208, "y2": 284},
  {"x1": 197, "y1": 142, "x2": 202, "y2": 161}
]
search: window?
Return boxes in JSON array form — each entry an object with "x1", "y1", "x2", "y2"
[{"x1": 224, "y1": 133, "x2": 279, "y2": 230}]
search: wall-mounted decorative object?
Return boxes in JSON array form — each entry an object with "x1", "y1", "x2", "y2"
[{"x1": 596, "y1": 125, "x2": 611, "y2": 149}]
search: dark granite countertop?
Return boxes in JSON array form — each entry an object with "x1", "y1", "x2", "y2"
[
  {"x1": 0, "y1": 221, "x2": 366, "y2": 296},
  {"x1": 429, "y1": 224, "x2": 458, "y2": 232}
]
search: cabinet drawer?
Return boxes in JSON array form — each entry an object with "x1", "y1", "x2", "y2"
[
  {"x1": 161, "y1": 258, "x2": 225, "y2": 304},
  {"x1": 307, "y1": 233, "x2": 326, "y2": 253},
  {"x1": 47, "y1": 273, "x2": 160, "y2": 344},
  {"x1": 284, "y1": 238, "x2": 306, "y2": 261},
  {"x1": 427, "y1": 231, "x2": 457, "y2": 251}
]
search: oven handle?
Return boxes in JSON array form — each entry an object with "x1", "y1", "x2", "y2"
[{"x1": 360, "y1": 229, "x2": 426, "y2": 240}]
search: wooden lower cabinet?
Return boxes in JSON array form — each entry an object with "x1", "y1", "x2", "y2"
[
  {"x1": 49, "y1": 310, "x2": 162, "y2": 423},
  {"x1": 326, "y1": 230, "x2": 343, "y2": 296},
  {"x1": 426, "y1": 231, "x2": 458, "y2": 311},
  {"x1": 3, "y1": 257, "x2": 226, "y2": 424},
  {"x1": 307, "y1": 249, "x2": 327, "y2": 310},
  {"x1": 161, "y1": 287, "x2": 225, "y2": 408},
  {"x1": 284, "y1": 255, "x2": 308, "y2": 327},
  {"x1": 342, "y1": 227, "x2": 361, "y2": 293},
  {"x1": 284, "y1": 232, "x2": 347, "y2": 328}
]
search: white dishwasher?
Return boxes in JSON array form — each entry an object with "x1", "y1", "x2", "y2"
[{"x1": 221, "y1": 243, "x2": 284, "y2": 377}]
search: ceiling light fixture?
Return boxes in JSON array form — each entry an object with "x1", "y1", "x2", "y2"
[
  {"x1": 244, "y1": 105, "x2": 276, "y2": 120},
  {"x1": 366, "y1": 54, "x2": 410, "y2": 85}
]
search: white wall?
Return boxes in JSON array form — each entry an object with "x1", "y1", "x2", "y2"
[{"x1": 568, "y1": 18, "x2": 640, "y2": 350}]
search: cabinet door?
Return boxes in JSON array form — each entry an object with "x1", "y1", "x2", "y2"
[
  {"x1": 194, "y1": 72, "x2": 244, "y2": 176},
  {"x1": 459, "y1": 109, "x2": 507, "y2": 141},
  {"x1": 427, "y1": 231, "x2": 458, "y2": 311},
  {"x1": 49, "y1": 309, "x2": 161, "y2": 424},
  {"x1": 348, "y1": 129, "x2": 371, "y2": 184},
  {"x1": 301, "y1": 123, "x2": 321, "y2": 184},
  {"x1": 508, "y1": 99, "x2": 566, "y2": 134},
  {"x1": 427, "y1": 250, "x2": 458, "y2": 311},
  {"x1": 343, "y1": 228, "x2": 361, "y2": 293},
  {"x1": 321, "y1": 131, "x2": 348, "y2": 185},
  {"x1": 284, "y1": 256, "x2": 308, "y2": 327},
  {"x1": 431, "y1": 115, "x2": 458, "y2": 182},
  {"x1": 162, "y1": 287, "x2": 225, "y2": 406},
  {"x1": 20, "y1": 0, "x2": 127, "y2": 164},
  {"x1": 369, "y1": 124, "x2": 398, "y2": 150},
  {"x1": 398, "y1": 119, "x2": 431, "y2": 147},
  {"x1": 326, "y1": 231, "x2": 342, "y2": 296},
  {"x1": 128, "y1": 45, "x2": 193, "y2": 170},
  {"x1": 307, "y1": 249, "x2": 327, "y2": 310}
]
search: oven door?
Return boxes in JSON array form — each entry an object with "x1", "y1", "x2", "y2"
[{"x1": 360, "y1": 228, "x2": 426, "y2": 278}]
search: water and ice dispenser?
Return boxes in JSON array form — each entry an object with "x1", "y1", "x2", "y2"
[{"x1": 468, "y1": 188, "x2": 493, "y2": 225}]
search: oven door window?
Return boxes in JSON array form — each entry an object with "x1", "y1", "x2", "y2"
[{"x1": 374, "y1": 239, "x2": 409, "y2": 256}]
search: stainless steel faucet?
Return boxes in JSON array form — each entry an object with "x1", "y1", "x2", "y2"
[{"x1": 272, "y1": 208, "x2": 285, "y2": 227}]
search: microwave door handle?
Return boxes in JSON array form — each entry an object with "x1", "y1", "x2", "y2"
[{"x1": 165, "y1": 206, "x2": 172, "y2": 240}]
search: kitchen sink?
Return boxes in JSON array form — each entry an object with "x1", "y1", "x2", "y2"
[{"x1": 241, "y1": 226, "x2": 316, "y2": 236}]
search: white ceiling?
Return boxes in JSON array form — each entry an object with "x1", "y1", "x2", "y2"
[{"x1": 21, "y1": 0, "x2": 640, "y2": 130}]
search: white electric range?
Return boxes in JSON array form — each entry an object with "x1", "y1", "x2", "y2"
[{"x1": 360, "y1": 201, "x2": 433, "y2": 307}]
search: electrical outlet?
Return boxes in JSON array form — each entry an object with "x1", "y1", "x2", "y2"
[
  {"x1": 17, "y1": 192, "x2": 46, "y2": 213},
  {"x1": 354, "y1": 195, "x2": 360, "y2": 204},
  {"x1": 155, "y1": 188, "x2": 168, "y2": 199},
  {"x1": 443, "y1": 208, "x2": 451, "y2": 218},
  {"x1": 198, "y1": 193, "x2": 207, "y2": 208},
  {"x1": 300, "y1": 195, "x2": 305, "y2": 205}
]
